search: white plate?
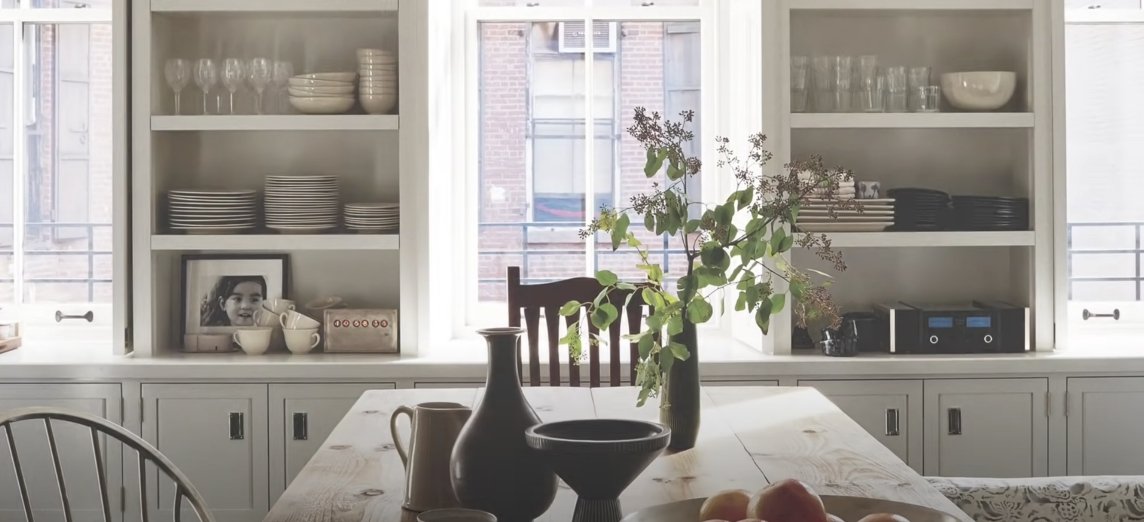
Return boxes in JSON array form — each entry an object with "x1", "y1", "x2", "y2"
[
  {"x1": 169, "y1": 206, "x2": 257, "y2": 211},
  {"x1": 170, "y1": 224, "x2": 256, "y2": 230},
  {"x1": 168, "y1": 196, "x2": 257, "y2": 202},
  {"x1": 619, "y1": 496, "x2": 960, "y2": 522},
  {"x1": 169, "y1": 189, "x2": 256, "y2": 196},
  {"x1": 268, "y1": 224, "x2": 338, "y2": 230},
  {"x1": 293, "y1": 72, "x2": 356, "y2": 82},
  {"x1": 290, "y1": 96, "x2": 355, "y2": 114},
  {"x1": 797, "y1": 223, "x2": 891, "y2": 232},
  {"x1": 799, "y1": 217, "x2": 894, "y2": 224}
]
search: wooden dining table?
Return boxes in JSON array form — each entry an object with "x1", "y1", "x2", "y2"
[{"x1": 264, "y1": 386, "x2": 970, "y2": 522}]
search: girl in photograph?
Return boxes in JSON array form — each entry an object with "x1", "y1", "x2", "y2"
[{"x1": 201, "y1": 275, "x2": 267, "y2": 327}]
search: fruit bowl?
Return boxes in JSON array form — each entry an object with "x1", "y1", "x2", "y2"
[
  {"x1": 619, "y1": 495, "x2": 962, "y2": 522},
  {"x1": 525, "y1": 419, "x2": 670, "y2": 522}
]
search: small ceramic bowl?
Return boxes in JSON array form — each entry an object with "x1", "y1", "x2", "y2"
[
  {"x1": 287, "y1": 84, "x2": 355, "y2": 95},
  {"x1": 940, "y1": 71, "x2": 1017, "y2": 111},
  {"x1": 288, "y1": 77, "x2": 355, "y2": 88},
  {"x1": 289, "y1": 96, "x2": 355, "y2": 114}
]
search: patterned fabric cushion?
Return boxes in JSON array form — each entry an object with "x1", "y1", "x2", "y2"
[{"x1": 927, "y1": 476, "x2": 1144, "y2": 521}]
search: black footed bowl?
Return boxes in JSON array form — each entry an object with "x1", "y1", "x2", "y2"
[{"x1": 524, "y1": 419, "x2": 671, "y2": 522}]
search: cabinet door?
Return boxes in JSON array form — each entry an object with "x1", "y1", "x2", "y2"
[
  {"x1": 0, "y1": 383, "x2": 123, "y2": 522},
  {"x1": 268, "y1": 383, "x2": 396, "y2": 504},
  {"x1": 924, "y1": 378, "x2": 1048, "y2": 478},
  {"x1": 798, "y1": 380, "x2": 923, "y2": 472},
  {"x1": 1067, "y1": 377, "x2": 1144, "y2": 475},
  {"x1": 142, "y1": 384, "x2": 268, "y2": 522}
]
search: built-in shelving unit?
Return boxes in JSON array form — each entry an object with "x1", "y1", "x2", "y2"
[
  {"x1": 150, "y1": 115, "x2": 400, "y2": 131},
  {"x1": 151, "y1": 234, "x2": 400, "y2": 251},
  {"x1": 790, "y1": 112, "x2": 1033, "y2": 129}
]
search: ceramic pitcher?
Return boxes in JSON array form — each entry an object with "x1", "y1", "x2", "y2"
[{"x1": 391, "y1": 401, "x2": 472, "y2": 512}]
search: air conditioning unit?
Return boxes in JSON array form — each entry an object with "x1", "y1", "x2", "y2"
[{"x1": 557, "y1": 21, "x2": 618, "y2": 53}]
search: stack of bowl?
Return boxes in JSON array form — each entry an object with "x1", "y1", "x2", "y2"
[
  {"x1": 288, "y1": 72, "x2": 357, "y2": 114},
  {"x1": 357, "y1": 48, "x2": 397, "y2": 114}
]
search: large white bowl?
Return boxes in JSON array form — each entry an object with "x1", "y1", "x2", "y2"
[
  {"x1": 289, "y1": 77, "x2": 354, "y2": 88},
  {"x1": 360, "y1": 93, "x2": 397, "y2": 114},
  {"x1": 290, "y1": 96, "x2": 355, "y2": 114},
  {"x1": 294, "y1": 72, "x2": 357, "y2": 82},
  {"x1": 940, "y1": 71, "x2": 1017, "y2": 111},
  {"x1": 289, "y1": 87, "x2": 355, "y2": 98},
  {"x1": 287, "y1": 84, "x2": 355, "y2": 95}
]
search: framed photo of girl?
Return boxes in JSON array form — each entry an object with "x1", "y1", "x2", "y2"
[{"x1": 181, "y1": 254, "x2": 290, "y2": 337}]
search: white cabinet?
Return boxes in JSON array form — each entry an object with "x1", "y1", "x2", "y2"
[
  {"x1": 1066, "y1": 377, "x2": 1144, "y2": 475},
  {"x1": 268, "y1": 383, "x2": 395, "y2": 503},
  {"x1": 142, "y1": 384, "x2": 268, "y2": 522},
  {"x1": 924, "y1": 378, "x2": 1048, "y2": 478},
  {"x1": 0, "y1": 383, "x2": 123, "y2": 522},
  {"x1": 798, "y1": 380, "x2": 923, "y2": 472}
]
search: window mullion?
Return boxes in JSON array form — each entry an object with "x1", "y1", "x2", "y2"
[
  {"x1": 11, "y1": 18, "x2": 23, "y2": 310},
  {"x1": 583, "y1": 15, "x2": 595, "y2": 277}
]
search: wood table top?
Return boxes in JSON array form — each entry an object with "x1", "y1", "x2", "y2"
[{"x1": 264, "y1": 386, "x2": 970, "y2": 522}]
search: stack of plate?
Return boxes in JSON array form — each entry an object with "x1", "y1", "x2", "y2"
[
  {"x1": 344, "y1": 203, "x2": 399, "y2": 233},
  {"x1": 797, "y1": 198, "x2": 895, "y2": 232},
  {"x1": 952, "y1": 196, "x2": 1029, "y2": 231},
  {"x1": 264, "y1": 175, "x2": 340, "y2": 234},
  {"x1": 357, "y1": 48, "x2": 397, "y2": 114},
  {"x1": 167, "y1": 190, "x2": 257, "y2": 234},
  {"x1": 288, "y1": 72, "x2": 356, "y2": 114},
  {"x1": 888, "y1": 188, "x2": 953, "y2": 231}
]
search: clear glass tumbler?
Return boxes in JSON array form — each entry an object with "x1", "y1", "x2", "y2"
[
  {"x1": 885, "y1": 65, "x2": 908, "y2": 113},
  {"x1": 916, "y1": 85, "x2": 941, "y2": 113},
  {"x1": 791, "y1": 56, "x2": 809, "y2": 113},
  {"x1": 831, "y1": 55, "x2": 853, "y2": 113},
  {"x1": 855, "y1": 55, "x2": 881, "y2": 113},
  {"x1": 811, "y1": 56, "x2": 833, "y2": 113},
  {"x1": 908, "y1": 66, "x2": 931, "y2": 112}
]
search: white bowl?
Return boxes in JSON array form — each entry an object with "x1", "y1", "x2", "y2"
[
  {"x1": 360, "y1": 79, "x2": 397, "y2": 86},
  {"x1": 288, "y1": 84, "x2": 355, "y2": 95},
  {"x1": 289, "y1": 87, "x2": 356, "y2": 98},
  {"x1": 940, "y1": 71, "x2": 1017, "y2": 111},
  {"x1": 290, "y1": 96, "x2": 355, "y2": 114},
  {"x1": 289, "y1": 77, "x2": 354, "y2": 88},
  {"x1": 294, "y1": 72, "x2": 357, "y2": 82},
  {"x1": 359, "y1": 87, "x2": 398, "y2": 96},
  {"x1": 360, "y1": 94, "x2": 397, "y2": 114}
]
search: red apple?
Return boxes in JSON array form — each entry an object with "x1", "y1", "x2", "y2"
[{"x1": 746, "y1": 479, "x2": 828, "y2": 522}]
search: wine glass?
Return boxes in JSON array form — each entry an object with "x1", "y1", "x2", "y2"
[
  {"x1": 247, "y1": 58, "x2": 272, "y2": 115},
  {"x1": 272, "y1": 61, "x2": 294, "y2": 114},
  {"x1": 222, "y1": 58, "x2": 245, "y2": 115},
  {"x1": 193, "y1": 58, "x2": 218, "y2": 115},
  {"x1": 164, "y1": 58, "x2": 191, "y2": 115}
]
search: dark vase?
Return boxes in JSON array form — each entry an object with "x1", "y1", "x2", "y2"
[
  {"x1": 660, "y1": 320, "x2": 700, "y2": 451},
  {"x1": 450, "y1": 327, "x2": 557, "y2": 522}
]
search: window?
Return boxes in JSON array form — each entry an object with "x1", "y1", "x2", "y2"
[
  {"x1": 1065, "y1": 3, "x2": 1144, "y2": 342},
  {"x1": 469, "y1": 5, "x2": 709, "y2": 327},
  {"x1": 0, "y1": 3, "x2": 113, "y2": 346}
]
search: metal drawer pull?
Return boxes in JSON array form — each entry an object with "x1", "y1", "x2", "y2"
[
  {"x1": 293, "y1": 412, "x2": 308, "y2": 441},
  {"x1": 1082, "y1": 308, "x2": 1120, "y2": 321},
  {"x1": 885, "y1": 408, "x2": 900, "y2": 437},
  {"x1": 948, "y1": 408, "x2": 962, "y2": 436},
  {"x1": 55, "y1": 310, "x2": 94, "y2": 323},
  {"x1": 229, "y1": 412, "x2": 244, "y2": 440}
]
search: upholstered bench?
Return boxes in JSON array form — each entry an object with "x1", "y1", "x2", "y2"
[{"x1": 927, "y1": 476, "x2": 1144, "y2": 521}]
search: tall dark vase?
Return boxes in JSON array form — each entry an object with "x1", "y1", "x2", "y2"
[
  {"x1": 450, "y1": 327, "x2": 557, "y2": 522},
  {"x1": 661, "y1": 321, "x2": 700, "y2": 451}
]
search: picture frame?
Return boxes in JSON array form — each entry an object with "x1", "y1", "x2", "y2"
[{"x1": 180, "y1": 254, "x2": 290, "y2": 340}]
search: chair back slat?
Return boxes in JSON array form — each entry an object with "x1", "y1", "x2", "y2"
[
  {"x1": 627, "y1": 303, "x2": 644, "y2": 384},
  {"x1": 139, "y1": 451, "x2": 149, "y2": 522},
  {"x1": 587, "y1": 319, "x2": 601, "y2": 387},
  {"x1": 89, "y1": 427, "x2": 112, "y2": 522},
  {"x1": 608, "y1": 317, "x2": 622, "y2": 386},
  {"x1": 174, "y1": 484, "x2": 184, "y2": 522},
  {"x1": 565, "y1": 313, "x2": 581, "y2": 386},
  {"x1": 522, "y1": 307, "x2": 541, "y2": 386},
  {"x1": 5, "y1": 423, "x2": 34, "y2": 522},
  {"x1": 43, "y1": 419, "x2": 74, "y2": 522},
  {"x1": 542, "y1": 306, "x2": 560, "y2": 386}
]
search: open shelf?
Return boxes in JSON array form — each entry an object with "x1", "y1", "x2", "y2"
[
  {"x1": 151, "y1": 234, "x2": 399, "y2": 251},
  {"x1": 151, "y1": 0, "x2": 398, "y2": 12},
  {"x1": 150, "y1": 115, "x2": 400, "y2": 132},
  {"x1": 817, "y1": 231, "x2": 1035, "y2": 248},
  {"x1": 789, "y1": 0, "x2": 1032, "y2": 9},
  {"x1": 790, "y1": 113, "x2": 1033, "y2": 129}
]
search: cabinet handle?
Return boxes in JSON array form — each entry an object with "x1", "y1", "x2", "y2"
[
  {"x1": 55, "y1": 310, "x2": 94, "y2": 323},
  {"x1": 1082, "y1": 308, "x2": 1120, "y2": 321},
  {"x1": 948, "y1": 408, "x2": 962, "y2": 436},
  {"x1": 885, "y1": 408, "x2": 900, "y2": 437},
  {"x1": 229, "y1": 412, "x2": 244, "y2": 440},
  {"x1": 292, "y1": 412, "x2": 308, "y2": 441}
]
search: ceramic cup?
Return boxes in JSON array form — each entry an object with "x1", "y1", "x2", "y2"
[
  {"x1": 284, "y1": 328, "x2": 321, "y2": 354},
  {"x1": 280, "y1": 309, "x2": 320, "y2": 330},
  {"x1": 263, "y1": 298, "x2": 296, "y2": 315},
  {"x1": 233, "y1": 327, "x2": 273, "y2": 355},
  {"x1": 253, "y1": 308, "x2": 280, "y2": 328},
  {"x1": 417, "y1": 509, "x2": 497, "y2": 522}
]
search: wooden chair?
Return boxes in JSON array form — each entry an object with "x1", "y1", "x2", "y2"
[
  {"x1": 0, "y1": 407, "x2": 213, "y2": 522},
  {"x1": 507, "y1": 266, "x2": 646, "y2": 387}
]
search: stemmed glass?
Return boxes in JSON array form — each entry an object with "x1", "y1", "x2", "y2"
[
  {"x1": 164, "y1": 58, "x2": 191, "y2": 115},
  {"x1": 193, "y1": 58, "x2": 218, "y2": 115},
  {"x1": 247, "y1": 58, "x2": 272, "y2": 115},
  {"x1": 272, "y1": 61, "x2": 294, "y2": 114},
  {"x1": 222, "y1": 58, "x2": 245, "y2": 115}
]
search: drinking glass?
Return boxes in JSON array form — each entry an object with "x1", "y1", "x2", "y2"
[
  {"x1": 193, "y1": 58, "x2": 218, "y2": 115},
  {"x1": 916, "y1": 85, "x2": 941, "y2": 113},
  {"x1": 855, "y1": 55, "x2": 881, "y2": 113},
  {"x1": 811, "y1": 56, "x2": 833, "y2": 113},
  {"x1": 272, "y1": 61, "x2": 294, "y2": 114},
  {"x1": 885, "y1": 65, "x2": 908, "y2": 113},
  {"x1": 908, "y1": 66, "x2": 931, "y2": 112},
  {"x1": 164, "y1": 58, "x2": 191, "y2": 115},
  {"x1": 831, "y1": 55, "x2": 852, "y2": 113},
  {"x1": 790, "y1": 56, "x2": 809, "y2": 113},
  {"x1": 222, "y1": 58, "x2": 245, "y2": 115},
  {"x1": 248, "y1": 57, "x2": 272, "y2": 115}
]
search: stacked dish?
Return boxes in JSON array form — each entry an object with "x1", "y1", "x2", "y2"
[
  {"x1": 167, "y1": 190, "x2": 258, "y2": 234},
  {"x1": 888, "y1": 188, "x2": 953, "y2": 231},
  {"x1": 288, "y1": 72, "x2": 356, "y2": 114},
  {"x1": 264, "y1": 175, "x2": 340, "y2": 234},
  {"x1": 357, "y1": 48, "x2": 397, "y2": 114},
  {"x1": 344, "y1": 202, "x2": 399, "y2": 233},
  {"x1": 797, "y1": 198, "x2": 895, "y2": 233},
  {"x1": 952, "y1": 196, "x2": 1029, "y2": 231}
]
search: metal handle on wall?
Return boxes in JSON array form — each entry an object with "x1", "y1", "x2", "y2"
[
  {"x1": 948, "y1": 408, "x2": 962, "y2": 436},
  {"x1": 293, "y1": 412, "x2": 308, "y2": 441},
  {"x1": 1082, "y1": 308, "x2": 1120, "y2": 321},
  {"x1": 55, "y1": 310, "x2": 93, "y2": 323},
  {"x1": 229, "y1": 412, "x2": 245, "y2": 440},
  {"x1": 885, "y1": 408, "x2": 900, "y2": 437}
]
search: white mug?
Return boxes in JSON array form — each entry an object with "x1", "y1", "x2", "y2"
[
  {"x1": 253, "y1": 308, "x2": 280, "y2": 328},
  {"x1": 417, "y1": 509, "x2": 497, "y2": 522},
  {"x1": 284, "y1": 328, "x2": 321, "y2": 354},
  {"x1": 263, "y1": 298, "x2": 296, "y2": 315},
  {"x1": 280, "y1": 309, "x2": 320, "y2": 330},
  {"x1": 233, "y1": 327, "x2": 273, "y2": 355}
]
